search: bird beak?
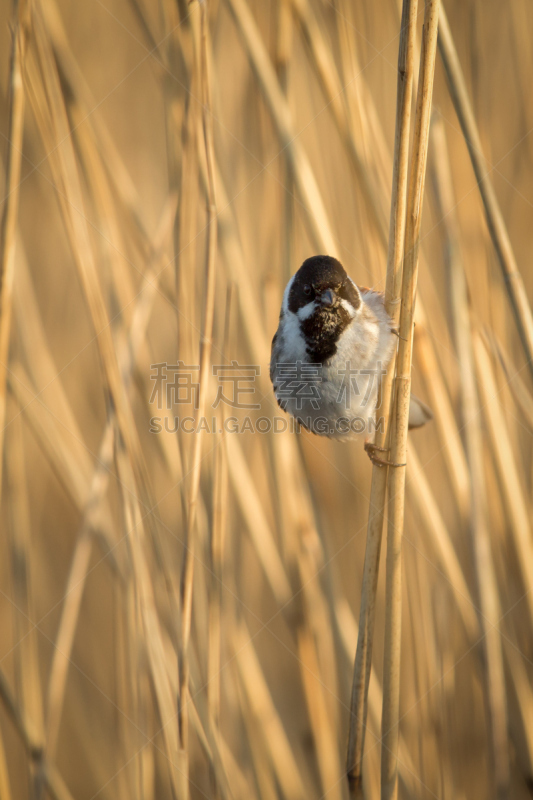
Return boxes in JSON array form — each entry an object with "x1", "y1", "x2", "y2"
[{"x1": 320, "y1": 289, "x2": 335, "y2": 307}]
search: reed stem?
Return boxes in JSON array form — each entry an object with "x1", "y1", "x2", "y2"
[
  {"x1": 346, "y1": 1, "x2": 419, "y2": 794},
  {"x1": 381, "y1": 3, "x2": 440, "y2": 798}
]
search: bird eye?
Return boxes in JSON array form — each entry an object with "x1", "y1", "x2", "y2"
[{"x1": 303, "y1": 285, "x2": 312, "y2": 297}]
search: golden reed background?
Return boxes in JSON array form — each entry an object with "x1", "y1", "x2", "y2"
[{"x1": 0, "y1": 0, "x2": 532, "y2": 798}]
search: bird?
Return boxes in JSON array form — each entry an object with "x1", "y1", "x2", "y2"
[{"x1": 269, "y1": 255, "x2": 432, "y2": 466}]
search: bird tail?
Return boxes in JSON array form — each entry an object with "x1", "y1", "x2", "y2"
[{"x1": 408, "y1": 394, "x2": 433, "y2": 430}]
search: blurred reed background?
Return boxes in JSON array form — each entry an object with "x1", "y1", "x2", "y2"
[{"x1": 0, "y1": 0, "x2": 532, "y2": 798}]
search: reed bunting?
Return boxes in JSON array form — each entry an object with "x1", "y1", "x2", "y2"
[{"x1": 270, "y1": 255, "x2": 432, "y2": 464}]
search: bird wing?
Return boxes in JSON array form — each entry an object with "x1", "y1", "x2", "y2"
[{"x1": 269, "y1": 329, "x2": 279, "y2": 384}]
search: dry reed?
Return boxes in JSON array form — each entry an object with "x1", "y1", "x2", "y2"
[
  {"x1": 381, "y1": 3, "x2": 440, "y2": 798},
  {"x1": 0, "y1": 1, "x2": 532, "y2": 799},
  {"x1": 346, "y1": 1, "x2": 418, "y2": 794}
]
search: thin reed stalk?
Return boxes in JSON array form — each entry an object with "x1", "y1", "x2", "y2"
[
  {"x1": 44, "y1": 206, "x2": 174, "y2": 761},
  {"x1": 292, "y1": 0, "x2": 389, "y2": 245},
  {"x1": 276, "y1": 0, "x2": 294, "y2": 285},
  {"x1": 438, "y1": 6, "x2": 533, "y2": 383},
  {"x1": 413, "y1": 304, "x2": 471, "y2": 521},
  {"x1": 452, "y1": 276, "x2": 510, "y2": 800},
  {"x1": 233, "y1": 621, "x2": 308, "y2": 799},
  {"x1": 24, "y1": 3, "x2": 156, "y2": 542},
  {"x1": 490, "y1": 334, "x2": 533, "y2": 431},
  {"x1": 207, "y1": 285, "x2": 232, "y2": 798},
  {"x1": 381, "y1": 3, "x2": 440, "y2": 798},
  {"x1": 0, "y1": 667, "x2": 74, "y2": 800},
  {"x1": 432, "y1": 114, "x2": 533, "y2": 628},
  {"x1": 475, "y1": 330, "x2": 533, "y2": 776},
  {"x1": 7, "y1": 417, "x2": 42, "y2": 798},
  {"x1": 177, "y1": 1, "x2": 218, "y2": 787},
  {"x1": 0, "y1": 0, "x2": 30, "y2": 506},
  {"x1": 7, "y1": 418, "x2": 42, "y2": 715},
  {"x1": 346, "y1": 1, "x2": 419, "y2": 794},
  {"x1": 225, "y1": 0, "x2": 337, "y2": 255},
  {"x1": 437, "y1": 105, "x2": 509, "y2": 800}
]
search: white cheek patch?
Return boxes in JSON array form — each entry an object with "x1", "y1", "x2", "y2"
[
  {"x1": 340, "y1": 298, "x2": 357, "y2": 318},
  {"x1": 296, "y1": 301, "x2": 317, "y2": 321}
]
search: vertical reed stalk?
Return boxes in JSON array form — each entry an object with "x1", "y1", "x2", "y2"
[
  {"x1": 474, "y1": 331, "x2": 533, "y2": 625},
  {"x1": 0, "y1": 0, "x2": 29, "y2": 505},
  {"x1": 431, "y1": 112, "x2": 509, "y2": 799},
  {"x1": 276, "y1": 0, "x2": 294, "y2": 285},
  {"x1": 207, "y1": 286, "x2": 232, "y2": 798},
  {"x1": 450, "y1": 244, "x2": 510, "y2": 800},
  {"x1": 225, "y1": 0, "x2": 337, "y2": 256},
  {"x1": 381, "y1": 3, "x2": 440, "y2": 798},
  {"x1": 346, "y1": 1, "x2": 419, "y2": 794},
  {"x1": 177, "y1": 0, "x2": 218, "y2": 788}
]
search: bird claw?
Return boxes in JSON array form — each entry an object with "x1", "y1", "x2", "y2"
[
  {"x1": 390, "y1": 326, "x2": 409, "y2": 342},
  {"x1": 364, "y1": 440, "x2": 406, "y2": 468}
]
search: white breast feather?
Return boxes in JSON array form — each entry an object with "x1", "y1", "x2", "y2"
[{"x1": 271, "y1": 284, "x2": 396, "y2": 439}]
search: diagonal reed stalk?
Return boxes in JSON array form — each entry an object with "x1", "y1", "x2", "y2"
[
  {"x1": 44, "y1": 209, "x2": 174, "y2": 761},
  {"x1": 438, "y1": 6, "x2": 533, "y2": 383},
  {"x1": 381, "y1": 2, "x2": 440, "y2": 798},
  {"x1": 0, "y1": 665, "x2": 74, "y2": 800},
  {"x1": 346, "y1": 1, "x2": 419, "y2": 795},
  {"x1": 24, "y1": 0, "x2": 157, "y2": 545}
]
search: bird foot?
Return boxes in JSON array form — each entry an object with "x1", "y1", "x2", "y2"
[{"x1": 364, "y1": 440, "x2": 406, "y2": 468}]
